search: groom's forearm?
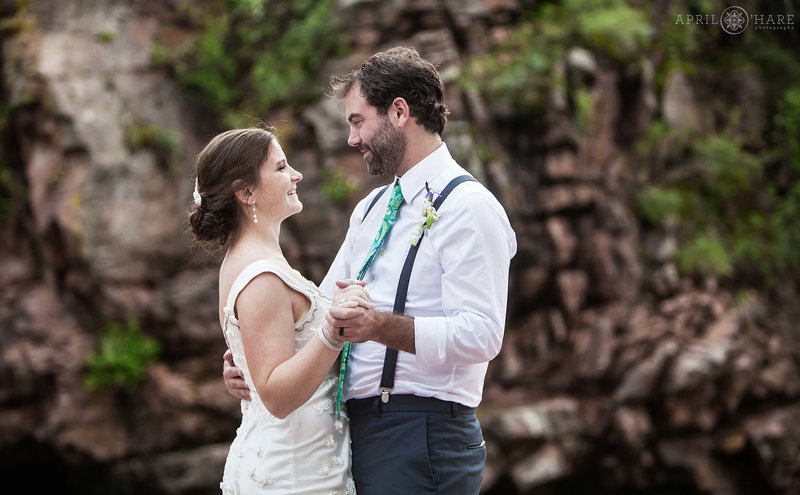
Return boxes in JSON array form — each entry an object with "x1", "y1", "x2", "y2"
[
  {"x1": 326, "y1": 305, "x2": 415, "y2": 352},
  {"x1": 372, "y1": 310, "x2": 416, "y2": 354}
]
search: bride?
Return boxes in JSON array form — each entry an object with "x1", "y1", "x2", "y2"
[{"x1": 188, "y1": 127, "x2": 363, "y2": 494}]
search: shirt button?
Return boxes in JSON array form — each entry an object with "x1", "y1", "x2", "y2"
[{"x1": 380, "y1": 250, "x2": 385, "y2": 255}]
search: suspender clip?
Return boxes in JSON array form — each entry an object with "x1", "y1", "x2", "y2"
[{"x1": 376, "y1": 175, "x2": 476, "y2": 412}]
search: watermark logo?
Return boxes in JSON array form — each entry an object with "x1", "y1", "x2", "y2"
[
  {"x1": 675, "y1": 5, "x2": 794, "y2": 34},
  {"x1": 720, "y1": 6, "x2": 748, "y2": 35}
]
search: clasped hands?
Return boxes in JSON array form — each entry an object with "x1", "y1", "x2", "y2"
[
  {"x1": 323, "y1": 279, "x2": 380, "y2": 344},
  {"x1": 223, "y1": 279, "x2": 380, "y2": 401}
]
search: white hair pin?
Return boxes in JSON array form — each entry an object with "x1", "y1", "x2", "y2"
[{"x1": 193, "y1": 178, "x2": 202, "y2": 206}]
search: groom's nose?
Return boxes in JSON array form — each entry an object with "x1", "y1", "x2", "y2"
[{"x1": 348, "y1": 128, "x2": 361, "y2": 148}]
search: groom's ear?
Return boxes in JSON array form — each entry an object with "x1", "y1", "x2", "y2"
[{"x1": 389, "y1": 97, "x2": 410, "y2": 127}]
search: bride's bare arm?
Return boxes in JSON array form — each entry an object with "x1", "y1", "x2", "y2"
[{"x1": 236, "y1": 272, "x2": 344, "y2": 419}]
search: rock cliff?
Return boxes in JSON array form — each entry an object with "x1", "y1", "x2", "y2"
[{"x1": 1, "y1": 1, "x2": 798, "y2": 494}]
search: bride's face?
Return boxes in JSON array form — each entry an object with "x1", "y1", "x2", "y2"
[{"x1": 251, "y1": 140, "x2": 303, "y2": 222}]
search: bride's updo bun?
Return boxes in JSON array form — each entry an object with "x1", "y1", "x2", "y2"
[{"x1": 188, "y1": 127, "x2": 276, "y2": 246}]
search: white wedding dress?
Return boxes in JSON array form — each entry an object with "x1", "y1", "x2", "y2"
[{"x1": 219, "y1": 260, "x2": 355, "y2": 495}]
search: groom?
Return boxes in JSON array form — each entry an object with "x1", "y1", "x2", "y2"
[{"x1": 224, "y1": 47, "x2": 516, "y2": 494}]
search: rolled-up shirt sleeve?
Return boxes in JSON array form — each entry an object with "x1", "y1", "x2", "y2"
[{"x1": 414, "y1": 190, "x2": 517, "y2": 369}]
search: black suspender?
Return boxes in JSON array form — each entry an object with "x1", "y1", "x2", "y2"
[
  {"x1": 361, "y1": 183, "x2": 392, "y2": 223},
  {"x1": 379, "y1": 174, "x2": 478, "y2": 403}
]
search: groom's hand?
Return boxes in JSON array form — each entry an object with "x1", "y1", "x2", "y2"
[
  {"x1": 223, "y1": 349, "x2": 251, "y2": 400},
  {"x1": 327, "y1": 306, "x2": 416, "y2": 354},
  {"x1": 326, "y1": 304, "x2": 380, "y2": 343}
]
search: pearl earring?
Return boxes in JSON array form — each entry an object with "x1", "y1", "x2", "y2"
[{"x1": 252, "y1": 201, "x2": 258, "y2": 223}]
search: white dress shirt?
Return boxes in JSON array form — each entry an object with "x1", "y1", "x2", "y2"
[{"x1": 320, "y1": 144, "x2": 517, "y2": 407}]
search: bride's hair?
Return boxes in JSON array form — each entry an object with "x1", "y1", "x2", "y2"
[{"x1": 189, "y1": 127, "x2": 276, "y2": 246}]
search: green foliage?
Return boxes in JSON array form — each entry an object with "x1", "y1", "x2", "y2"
[
  {"x1": 573, "y1": 87, "x2": 594, "y2": 132},
  {"x1": 176, "y1": 16, "x2": 239, "y2": 112},
  {"x1": 459, "y1": 5, "x2": 564, "y2": 112},
  {"x1": 775, "y1": 85, "x2": 800, "y2": 173},
  {"x1": 630, "y1": 0, "x2": 800, "y2": 286},
  {"x1": 693, "y1": 135, "x2": 763, "y2": 200},
  {"x1": 174, "y1": 0, "x2": 348, "y2": 124},
  {"x1": 743, "y1": 36, "x2": 800, "y2": 87},
  {"x1": 0, "y1": 165, "x2": 14, "y2": 226},
  {"x1": 0, "y1": 104, "x2": 15, "y2": 225},
  {"x1": 124, "y1": 122, "x2": 181, "y2": 171},
  {"x1": 458, "y1": 0, "x2": 800, "y2": 290},
  {"x1": 0, "y1": 2, "x2": 35, "y2": 34},
  {"x1": 655, "y1": 0, "x2": 800, "y2": 93},
  {"x1": 732, "y1": 182, "x2": 800, "y2": 280},
  {"x1": 575, "y1": 1, "x2": 651, "y2": 61},
  {"x1": 460, "y1": 0, "x2": 652, "y2": 113},
  {"x1": 96, "y1": 31, "x2": 116, "y2": 43},
  {"x1": 636, "y1": 185, "x2": 685, "y2": 227},
  {"x1": 84, "y1": 319, "x2": 161, "y2": 392},
  {"x1": 476, "y1": 142, "x2": 499, "y2": 164},
  {"x1": 320, "y1": 168, "x2": 356, "y2": 205},
  {"x1": 677, "y1": 231, "x2": 733, "y2": 278},
  {"x1": 654, "y1": 0, "x2": 717, "y2": 89},
  {"x1": 636, "y1": 119, "x2": 799, "y2": 284},
  {"x1": 634, "y1": 119, "x2": 679, "y2": 157}
]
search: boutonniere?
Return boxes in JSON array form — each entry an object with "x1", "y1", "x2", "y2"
[{"x1": 410, "y1": 182, "x2": 439, "y2": 246}]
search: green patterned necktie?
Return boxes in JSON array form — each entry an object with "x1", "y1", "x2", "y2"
[{"x1": 336, "y1": 180, "x2": 404, "y2": 417}]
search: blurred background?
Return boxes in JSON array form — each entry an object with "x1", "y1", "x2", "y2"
[{"x1": 1, "y1": 0, "x2": 799, "y2": 493}]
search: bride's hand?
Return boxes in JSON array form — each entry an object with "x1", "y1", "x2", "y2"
[{"x1": 333, "y1": 279, "x2": 372, "y2": 309}]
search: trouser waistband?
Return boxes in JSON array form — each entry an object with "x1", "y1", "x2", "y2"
[{"x1": 347, "y1": 395, "x2": 476, "y2": 416}]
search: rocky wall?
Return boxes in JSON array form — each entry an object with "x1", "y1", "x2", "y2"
[{"x1": 1, "y1": 1, "x2": 798, "y2": 494}]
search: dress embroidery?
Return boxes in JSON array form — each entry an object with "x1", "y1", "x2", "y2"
[
  {"x1": 219, "y1": 260, "x2": 354, "y2": 494},
  {"x1": 250, "y1": 470, "x2": 273, "y2": 487}
]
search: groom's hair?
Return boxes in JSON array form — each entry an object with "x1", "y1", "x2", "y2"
[{"x1": 329, "y1": 46, "x2": 449, "y2": 136}]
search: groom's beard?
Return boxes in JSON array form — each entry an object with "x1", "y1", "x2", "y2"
[{"x1": 363, "y1": 116, "x2": 407, "y2": 176}]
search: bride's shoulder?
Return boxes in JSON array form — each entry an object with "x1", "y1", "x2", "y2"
[
  {"x1": 220, "y1": 243, "x2": 284, "y2": 285},
  {"x1": 225, "y1": 262, "x2": 295, "y2": 315},
  {"x1": 219, "y1": 254, "x2": 276, "y2": 299},
  {"x1": 219, "y1": 255, "x2": 248, "y2": 294}
]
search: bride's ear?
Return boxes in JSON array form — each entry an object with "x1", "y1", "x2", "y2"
[{"x1": 234, "y1": 184, "x2": 253, "y2": 206}]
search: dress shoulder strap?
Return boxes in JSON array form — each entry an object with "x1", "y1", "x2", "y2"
[{"x1": 225, "y1": 259, "x2": 310, "y2": 311}]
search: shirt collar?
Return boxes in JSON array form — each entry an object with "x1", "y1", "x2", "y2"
[{"x1": 396, "y1": 143, "x2": 450, "y2": 204}]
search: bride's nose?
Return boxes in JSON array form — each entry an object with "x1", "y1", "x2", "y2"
[{"x1": 291, "y1": 167, "x2": 303, "y2": 182}]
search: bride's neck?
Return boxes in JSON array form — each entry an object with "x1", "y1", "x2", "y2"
[{"x1": 235, "y1": 218, "x2": 283, "y2": 257}]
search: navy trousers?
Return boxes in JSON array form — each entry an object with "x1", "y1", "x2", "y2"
[{"x1": 347, "y1": 395, "x2": 487, "y2": 495}]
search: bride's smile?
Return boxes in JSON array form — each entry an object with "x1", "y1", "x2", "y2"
[{"x1": 249, "y1": 140, "x2": 304, "y2": 222}]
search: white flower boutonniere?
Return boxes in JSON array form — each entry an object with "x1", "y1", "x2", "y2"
[{"x1": 410, "y1": 182, "x2": 439, "y2": 246}]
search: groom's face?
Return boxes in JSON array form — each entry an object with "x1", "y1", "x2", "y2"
[{"x1": 345, "y1": 84, "x2": 407, "y2": 176}]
